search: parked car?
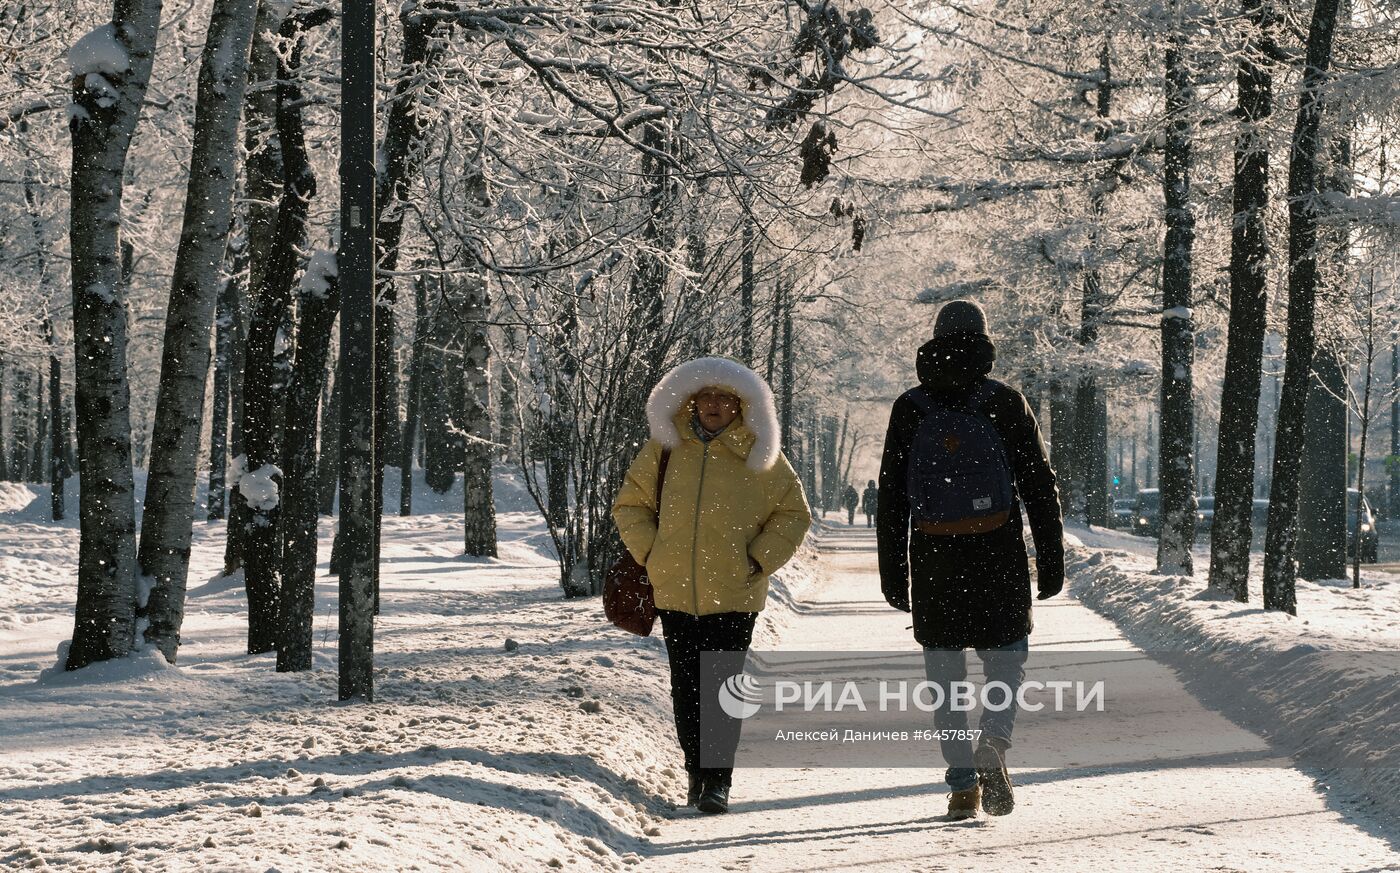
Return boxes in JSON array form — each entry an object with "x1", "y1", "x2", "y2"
[
  {"x1": 1195, "y1": 495, "x2": 1215, "y2": 533},
  {"x1": 1111, "y1": 498, "x2": 1136, "y2": 530},
  {"x1": 1348, "y1": 488, "x2": 1379, "y2": 564},
  {"x1": 1133, "y1": 489, "x2": 1160, "y2": 537}
]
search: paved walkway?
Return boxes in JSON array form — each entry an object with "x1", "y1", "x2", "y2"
[{"x1": 648, "y1": 524, "x2": 1400, "y2": 871}]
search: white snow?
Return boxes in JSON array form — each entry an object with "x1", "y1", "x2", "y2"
[
  {"x1": 1162, "y1": 305, "x2": 1192, "y2": 320},
  {"x1": 300, "y1": 249, "x2": 338, "y2": 299},
  {"x1": 237, "y1": 463, "x2": 281, "y2": 511},
  {"x1": 1066, "y1": 521, "x2": 1400, "y2": 822},
  {"x1": 68, "y1": 23, "x2": 129, "y2": 77},
  {"x1": 2, "y1": 486, "x2": 1397, "y2": 869}
]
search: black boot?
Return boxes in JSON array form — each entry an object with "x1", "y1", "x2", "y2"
[
  {"x1": 974, "y1": 739, "x2": 1014, "y2": 816},
  {"x1": 697, "y1": 783, "x2": 730, "y2": 814},
  {"x1": 686, "y1": 771, "x2": 702, "y2": 807}
]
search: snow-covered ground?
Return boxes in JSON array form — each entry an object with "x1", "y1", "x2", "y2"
[
  {"x1": 1068, "y1": 520, "x2": 1400, "y2": 823},
  {"x1": 3, "y1": 484, "x2": 1398, "y2": 870},
  {"x1": 0, "y1": 471, "x2": 819, "y2": 871}
]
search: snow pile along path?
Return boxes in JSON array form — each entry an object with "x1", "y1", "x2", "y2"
[{"x1": 1066, "y1": 524, "x2": 1400, "y2": 823}]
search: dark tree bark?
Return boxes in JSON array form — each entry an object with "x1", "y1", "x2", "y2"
[
  {"x1": 1390, "y1": 340, "x2": 1399, "y2": 518},
  {"x1": 740, "y1": 187, "x2": 755, "y2": 366},
  {"x1": 46, "y1": 320, "x2": 64, "y2": 521},
  {"x1": 400, "y1": 272, "x2": 429, "y2": 516},
  {"x1": 1296, "y1": 116, "x2": 1354, "y2": 583},
  {"x1": 274, "y1": 9, "x2": 336, "y2": 673},
  {"x1": 1208, "y1": 0, "x2": 1274, "y2": 600},
  {"x1": 1156, "y1": 30, "x2": 1198, "y2": 576},
  {"x1": 224, "y1": 0, "x2": 288, "y2": 576},
  {"x1": 1262, "y1": 0, "x2": 1343, "y2": 614},
  {"x1": 33, "y1": 367, "x2": 47, "y2": 484},
  {"x1": 1075, "y1": 41, "x2": 1112, "y2": 528},
  {"x1": 65, "y1": 1, "x2": 161, "y2": 670},
  {"x1": 780, "y1": 286, "x2": 795, "y2": 450},
  {"x1": 238, "y1": 9, "x2": 323, "y2": 654},
  {"x1": 337, "y1": 0, "x2": 378, "y2": 702},
  {"x1": 318, "y1": 363, "x2": 341, "y2": 516},
  {"x1": 423, "y1": 298, "x2": 464, "y2": 492},
  {"x1": 1296, "y1": 347, "x2": 1347, "y2": 579},
  {"x1": 0, "y1": 358, "x2": 7, "y2": 482},
  {"x1": 138, "y1": 0, "x2": 261, "y2": 662},
  {"x1": 461, "y1": 274, "x2": 497, "y2": 557},
  {"x1": 12, "y1": 368, "x2": 31, "y2": 481},
  {"x1": 370, "y1": 9, "x2": 445, "y2": 600},
  {"x1": 208, "y1": 244, "x2": 243, "y2": 522},
  {"x1": 1049, "y1": 383, "x2": 1076, "y2": 500}
]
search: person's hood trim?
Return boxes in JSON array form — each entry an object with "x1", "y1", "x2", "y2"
[{"x1": 647, "y1": 357, "x2": 780, "y2": 471}]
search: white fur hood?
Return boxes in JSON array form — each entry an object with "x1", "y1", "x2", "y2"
[{"x1": 646, "y1": 357, "x2": 781, "y2": 471}]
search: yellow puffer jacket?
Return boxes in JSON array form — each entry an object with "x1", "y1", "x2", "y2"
[{"x1": 612, "y1": 410, "x2": 811, "y2": 616}]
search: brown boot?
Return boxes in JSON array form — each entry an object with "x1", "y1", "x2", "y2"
[{"x1": 946, "y1": 785, "x2": 980, "y2": 820}]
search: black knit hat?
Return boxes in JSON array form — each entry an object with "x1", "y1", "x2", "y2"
[{"x1": 933, "y1": 299, "x2": 989, "y2": 338}]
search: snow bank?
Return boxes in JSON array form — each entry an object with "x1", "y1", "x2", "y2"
[{"x1": 1066, "y1": 530, "x2": 1400, "y2": 822}]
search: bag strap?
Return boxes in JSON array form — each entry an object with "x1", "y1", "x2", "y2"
[{"x1": 655, "y1": 449, "x2": 672, "y2": 513}]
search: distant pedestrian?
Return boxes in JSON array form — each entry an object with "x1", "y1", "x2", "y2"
[
  {"x1": 875, "y1": 299, "x2": 1064, "y2": 820},
  {"x1": 862, "y1": 479, "x2": 878, "y2": 527},
  {"x1": 842, "y1": 483, "x2": 859, "y2": 525},
  {"x1": 613, "y1": 357, "x2": 811, "y2": 815}
]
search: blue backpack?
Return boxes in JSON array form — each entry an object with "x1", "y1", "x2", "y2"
[{"x1": 906, "y1": 382, "x2": 1014, "y2": 534}]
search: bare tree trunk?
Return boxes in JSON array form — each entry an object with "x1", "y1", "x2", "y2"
[
  {"x1": 0, "y1": 358, "x2": 7, "y2": 482},
  {"x1": 780, "y1": 299, "x2": 794, "y2": 450},
  {"x1": 239, "y1": 9, "x2": 323, "y2": 654},
  {"x1": 740, "y1": 186, "x2": 755, "y2": 365},
  {"x1": 1353, "y1": 270, "x2": 1377, "y2": 589},
  {"x1": 207, "y1": 244, "x2": 242, "y2": 522},
  {"x1": 1297, "y1": 347, "x2": 1347, "y2": 580},
  {"x1": 225, "y1": 0, "x2": 288, "y2": 576},
  {"x1": 371, "y1": 9, "x2": 445, "y2": 600},
  {"x1": 65, "y1": 0, "x2": 162, "y2": 670},
  {"x1": 1262, "y1": 0, "x2": 1343, "y2": 614},
  {"x1": 46, "y1": 320, "x2": 64, "y2": 520},
  {"x1": 138, "y1": 0, "x2": 260, "y2": 662},
  {"x1": 318, "y1": 363, "x2": 341, "y2": 516},
  {"x1": 1049, "y1": 383, "x2": 1076, "y2": 501},
  {"x1": 1390, "y1": 340, "x2": 1399, "y2": 519},
  {"x1": 1075, "y1": 41, "x2": 1112, "y2": 529},
  {"x1": 1208, "y1": 0, "x2": 1274, "y2": 600},
  {"x1": 400, "y1": 272, "x2": 429, "y2": 515},
  {"x1": 462, "y1": 275, "x2": 497, "y2": 556},
  {"x1": 1156, "y1": 25, "x2": 1198, "y2": 576},
  {"x1": 12, "y1": 368, "x2": 31, "y2": 480},
  {"x1": 274, "y1": 9, "x2": 335, "y2": 672}
]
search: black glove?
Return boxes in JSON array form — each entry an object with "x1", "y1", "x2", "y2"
[
  {"x1": 1036, "y1": 564, "x2": 1065, "y2": 600},
  {"x1": 882, "y1": 578, "x2": 911, "y2": 613}
]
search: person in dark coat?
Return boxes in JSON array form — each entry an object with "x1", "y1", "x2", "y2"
[
  {"x1": 876, "y1": 299, "x2": 1064, "y2": 820},
  {"x1": 861, "y1": 480, "x2": 878, "y2": 527},
  {"x1": 842, "y1": 483, "x2": 859, "y2": 525}
]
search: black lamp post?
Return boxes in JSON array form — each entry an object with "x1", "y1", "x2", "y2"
[{"x1": 338, "y1": 0, "x2": 377, "y2": 701}]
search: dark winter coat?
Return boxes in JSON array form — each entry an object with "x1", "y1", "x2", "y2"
[
  {"x1": 842, "y1": 486, "x2": 859, "y2": 511},
  {"x1": 862, "y1": 485, "x2": 879, "y2": 514},
  {"x1": 876, "y1": 332, "x2": 1064, "y2": 650}
]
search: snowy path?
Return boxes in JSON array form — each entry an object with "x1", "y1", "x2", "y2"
[{"x1": 648, "y1": 525, "x2": 1400, "y2": 872}]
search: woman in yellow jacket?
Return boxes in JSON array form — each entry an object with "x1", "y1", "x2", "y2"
[{"x1": 613, "y1": 357, "x2": 810, "y2": 814}]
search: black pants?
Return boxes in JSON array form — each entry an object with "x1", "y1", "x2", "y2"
[{"x1": 658, "y1": 609, "x2": 758, "y2": 788}]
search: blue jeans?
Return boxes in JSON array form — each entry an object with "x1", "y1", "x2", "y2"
[{"x1": 922, "y1": 636, "x2": 1029, "y2": 791}]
